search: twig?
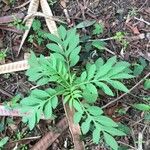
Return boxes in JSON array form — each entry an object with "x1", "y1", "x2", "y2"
[
  {"x1": 104, "y1": 47, "x2": 116, "y2": 55},
  {"x1": 5, "y1": 136, "x2": 41, "y2": 149},
  {"x1": 134, "y1": 17, "x2": 150, "y2": 26},
  {"x1": 137, "y1": 126, "x2": 148, "y2": 150},
  {"x1": 24, "y1": 12, "x2": 65, "y2": 24},
  {"x1": 14, "y1": 0, "x2": 30, "y2": 9},
  {"x1": 0, "y1": 88, "x2": 13, "y2": 98},
  {"x1": 102, "y1": 72, "x2": 150, "y2": 108},
  {"x1": 118, "y1": 141, "x2": 136, "y2": 150},
  {"x1": 138, "y1": 0, "x2": 148, "y2": 11},
  {"x1": 60, "y1": 0, "x2": 71, "y2": 24},
  {"x1": 131, "y1": 128, "x2": 138, "y2": 149},
  {"x1": 137, "y1": 132, "x2": 143, "y2": 150}
]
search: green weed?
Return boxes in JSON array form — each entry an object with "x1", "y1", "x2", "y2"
[{"x1": 15, "y1": 26, "x2": 134, "y2": 150}]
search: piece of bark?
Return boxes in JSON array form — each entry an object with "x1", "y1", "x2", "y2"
[
  {"x1": 31, "y1": 117, "x2": 68, "y2": 150},
  {"x1": 63, "y1": 103, "x2": 85, "y2": 150},
  {"x1": 0, "y1": 25, "x2": 23, "y2": 34},
  {"x1": 0, "y1": 13, "x2": 25, "y2": 24}
]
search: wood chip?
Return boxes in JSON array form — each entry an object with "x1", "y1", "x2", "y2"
[{"x1": 31, "y1": 117, "x2": 68, "y2": 150}]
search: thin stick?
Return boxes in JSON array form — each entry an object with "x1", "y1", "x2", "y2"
[
  {"x1": 118, "y1": 141, "x2": 136, "y2": 150},
  {"x1": 102, "y1": 72, "x2": 150, "y2": 109},
  {"x1": 14, "y1": 0, "x2": 30, "y2": 9},
  {"x1": 137, "y1": 132, "x2": 143, "y2": 150},
  {"x1": 134, "y1": 17, "x2": 150, "y2": 26},
  {"x1": 24, "y1": 12, "x2": 66, "y2": 24}
]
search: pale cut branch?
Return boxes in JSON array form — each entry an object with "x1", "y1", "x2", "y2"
[
  {"x1": 0, "y1": 56, "x2": 50, "y2": 74},
  {"x1": 0, "y1": 105, "x2": 22, "y2": 117},
  {"x1": 0, "y1": 105, "x2": 45, "y2": 119},
  {"x1": 0, "y1": 59, "x2": 29, "y2": 74},
  {"x1": 40, "y1": 0, "x2": 58, "y2": 35}
]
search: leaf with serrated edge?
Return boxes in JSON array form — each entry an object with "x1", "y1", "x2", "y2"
[
  {"x1": 92, "y1": 127, "x2": 101, "y2": 144},
  {"x1": 58, "y1": 25, "x2": 67, "y2": 40},
  {"x1": 104, "y1": 132, "x2": 118, "y2": 150},
  {"x1": 95, "y1": 56, "x2": 116, "y2": 79},
  {"x1": 133, "y1": 104, "x2": 150, "y2": 111},
  {"x1": 73, "y1": 100, "x2": 83, "y2": 113},
  {"x1": 107, "y1": 80, "x2": 129, "y2": 92},
  {"x1": 87, "y1": 64, "x2": 96, "y2": 80},
  {"x1": 21, "y1": 97, "x2": 42, "y2": 106},
  {"x1": 81, "y1": 117, "x2": 91, "y2": 134},
  {"x1": 73, "y1": 111, "x2": 83, "y2": 124},
  {"x1": 28, "y1": 111, "x2": 36, "y2": 130},
  {"x1": 95, "y1": 82, "x2": 114, "y2": 96},
  {"x1": 43, "y1": 100, "x2": 52, "y2": 119},
  {"x1": 96, "y1": 116, "x2": 118, "y2": 127},
  {"x1": 31, "y1": 89, "x2": 50, "y2": 98},
  {"x1": 88, "y1": 106, "x2": 103, "y2": 116},
  {"x1": 46, "y1": 43, "x2": 63, "y2": 53},
  {"x1": 103, "y1": 126, "x2": 126, "y2": 136},
  {"x1": 51, "y1": 96, "x2": 58, "y2": 109}
]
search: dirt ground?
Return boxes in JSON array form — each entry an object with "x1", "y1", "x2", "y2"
[{"x1": 0, "y1": 0, "x2": 150, "y2": 149}]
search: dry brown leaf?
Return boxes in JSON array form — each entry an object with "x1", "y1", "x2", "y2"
[
  {"x1": 40, "y1": 0, "x2": 58, "y2": 35},
  {"x1": 18, "y1": 0, "x2": 39, "y2": 55},
  {"x1": 126, "y1": 23, "x2": 140, "y2": 34},
  {"x1": 31, "y1": 117, "x2": 68, "y2": 150}
]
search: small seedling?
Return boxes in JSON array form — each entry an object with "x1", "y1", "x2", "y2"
[
  {"x1": 133, "y1": 57, "x2": 147, "y2": 76},
  {"x1": 133, "y1": 81, "x2": 150, "y2": 121},
  {"x1": 16, "y1": 26, "x2": 134, "y2": 149},
  {"x1": 128, "y1": 7, "x2": 138, "y2": 17},
  {"x1": 6, "y1": 0, "x2": 16, "y2": 5},
  {"x1": 28, "y1": 19, "x2": 47, "y2": 45},
  {"x1": 0, "y1": 49, "x2": 7, "y2": 61},
  {"x1": 92, "y1": 23, "x2": 104, "y2": 35},
  {"x1": 114, "y1": 32, "x2": 129, "y2": 50},
  {"x1": 144, "y1": 79, "x2": 150, "y2": 90},
  {"x1": 81, "y1": 23, "x2": 106, "y2": 52},
  {"x1": 9, "y1": 17, "x2": 27, "y2": 31},
  {"x1": 48, "y1": 0, "x2": 57, "y2": 5}
]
